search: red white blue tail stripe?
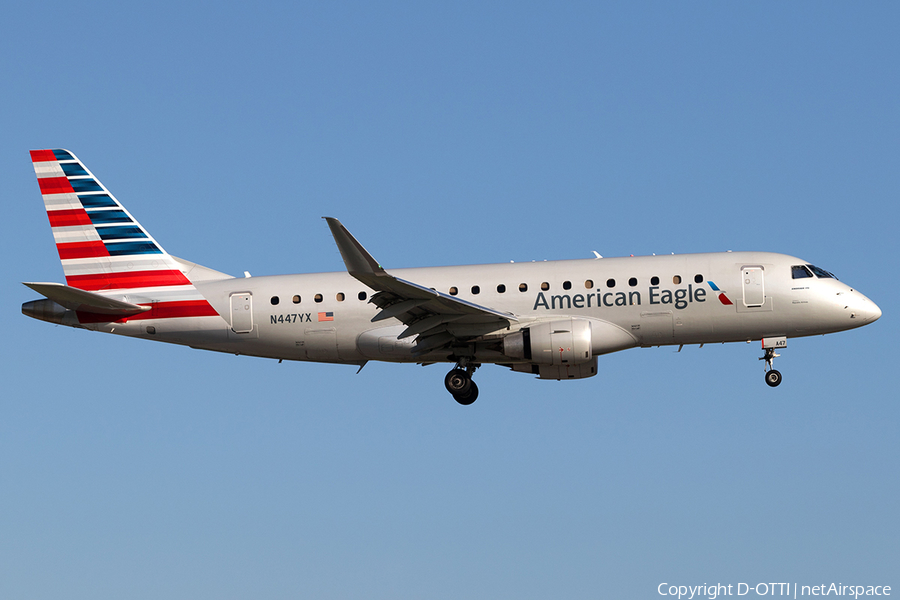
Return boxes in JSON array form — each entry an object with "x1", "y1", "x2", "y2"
[{"x1": 31, "y1": 149, "x2": 220, "y2": 322}]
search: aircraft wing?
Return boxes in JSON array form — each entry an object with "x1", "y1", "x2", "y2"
[{"x1": 325, "y1": 218, "x2": 517, "y2": 356}]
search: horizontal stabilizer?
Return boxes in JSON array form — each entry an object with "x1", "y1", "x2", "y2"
[{"x1": 23, "y1": 282, "x2": 151, "y2": 315}]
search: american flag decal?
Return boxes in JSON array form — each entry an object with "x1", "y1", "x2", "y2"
[{"x1": 318, "y1": 312, "x2": 334, "y2": 322}]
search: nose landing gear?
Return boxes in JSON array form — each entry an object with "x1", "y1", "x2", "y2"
[
  {"x1": 444, "y1": 361, "x2": 480, "y2": 405},
  {"x1": 760, "y1": 347, "x2": 782, "y2": 387}
]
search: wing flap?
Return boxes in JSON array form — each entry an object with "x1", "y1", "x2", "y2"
[{"x1": 372, "y1": 298, "x2": 431, "y2": 322}]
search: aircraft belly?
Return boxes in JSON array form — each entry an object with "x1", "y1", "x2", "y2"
[
  {"x1": 93, "y1": 315, "x2": 229, "y2": 347},
  {"x1": 253, "y1": 316, "x2": 369, "y2": 363},
  {"x1": 356, "y1": 325, "x2": 418, "y2": 362},
  {"x1": 304, "y1": 327, "x2": 337, "y2": 361},
  {"x1": 637, "y1": 310, "x2": 674, "y2": 346}
]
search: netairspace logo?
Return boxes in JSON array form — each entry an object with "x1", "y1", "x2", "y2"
[{"x1": 657, "y1": 582, "x2": 891, "y2": 599}]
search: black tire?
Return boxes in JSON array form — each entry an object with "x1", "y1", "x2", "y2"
[
  {"x1": 765, "y1": 369, "x2": 783, "y2": 387},
  {"x1": 454, "y1": 381, "x2": 479, "y2": 405},
  {"x1": 444, "y1": 369, "x2": 472, "y2": 395}
]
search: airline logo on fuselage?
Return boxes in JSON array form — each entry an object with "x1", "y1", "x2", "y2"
[{"x1": 532, "y1": 282, "x2": 727, "y2": 311}]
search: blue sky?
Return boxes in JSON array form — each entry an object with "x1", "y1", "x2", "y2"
[{"x1": 2, "y1": 2, "x2": 898, "y2": 598}]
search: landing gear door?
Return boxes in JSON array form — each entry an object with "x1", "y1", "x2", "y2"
[{"x1": 742, "y1": 266, "x2": 765, "y2": 308}]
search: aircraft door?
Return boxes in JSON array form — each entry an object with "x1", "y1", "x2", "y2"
[
  {"x1": 230, "y1": 292, "x2": 254, "y2": 333},
  {"x1": 742, "y1": 267, "x2": 765, "y2": 307}
]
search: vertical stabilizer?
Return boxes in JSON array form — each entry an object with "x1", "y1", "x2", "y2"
[{"x1": 29, "y1": 149, "x2": 220, "y2": 321}]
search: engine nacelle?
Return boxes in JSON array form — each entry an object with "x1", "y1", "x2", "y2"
[
  {"x1": 503, "y1": 318, "x2": 593, "y2": 366},
  {"x1": 509, "y1": 359, "x2": 599, "y2": 380}
]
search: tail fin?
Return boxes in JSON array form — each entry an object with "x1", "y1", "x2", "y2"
[
  {"x1": 31, "y1": 149, "x2": 190, "y2": 290},
  {"x1": 29, "y1": 149, "x2": 222, "y2": 321}
]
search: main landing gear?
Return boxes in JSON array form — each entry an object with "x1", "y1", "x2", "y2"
[
  {"x1": 444, "y1": 361, "x2": 480, "y2": 405},
  {"x1": 760, "y1": 347, "x2": 783, "y2": 387}
]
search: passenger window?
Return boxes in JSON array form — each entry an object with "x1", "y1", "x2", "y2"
[
  {"x1": 694, "y1": 274, "x2": 704, "y2": 284},
  {"x1": 471, "y1": 285, "x2": 480, "y2": 295},
  {"x1": 292, "y1": 295, "x2": 301, "y2": 304},
  {"x1": 314, "y1": 294, "x2": 323, "y2": 303},
  {"x1": 628, "y1": 277, "x2": 637, "y2": 287},
  {"x1": 584, "y1": 279, "x2": 593, "y2": 289},
  {"x1": 336, "y1": 293, "x2": 345, "y2": 301},
  {"x1": 449, "y1": 287, "x2": 458, "y2": 296},
  {"x1": 606, "y1": 278, "x2": 615, "y2": 288},
  {"x1": 358, "y1": 291, "x2": 367, "y2": 301},
  {"x1": 271, "y1": 296, "x2": 280, "y2": 305},
  {"x1": 651, "y1": 276, "x2": 659, "y2": 285},
  {"x1": 541, "y1": 282, "x2": 550, "y2": 291},
  {"x1": 519, "y1": 283, "x2": 528, "y2": 292},
  {"x1": 563, "y1": 281, "x2": 572, "y2": 290},
  {"x1": 497, "y1": 284, "x2": 506, "y2": 293},
  {"x1": 673, "y1": 275, "x2": 682, "y2": 284}
]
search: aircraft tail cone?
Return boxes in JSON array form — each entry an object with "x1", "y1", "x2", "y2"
[{"x1": 22, "y1": 298, "x2": 69, "y2": 324}]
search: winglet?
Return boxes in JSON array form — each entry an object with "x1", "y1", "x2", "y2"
[{"x1": 324, "y1": 217, "x2": 386, "y2": 278}]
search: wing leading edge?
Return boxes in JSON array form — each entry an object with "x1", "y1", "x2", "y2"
[{"x1": 324, "y1": 218, "x2": 517, "y2": 356}]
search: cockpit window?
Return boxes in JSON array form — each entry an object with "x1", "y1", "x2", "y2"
[
  {"x1": 807, "y1": 264, "x2": 837, "y2": 280},
  {"x1": 791, "y1": 265, "x2": 813, "y2": 279}
]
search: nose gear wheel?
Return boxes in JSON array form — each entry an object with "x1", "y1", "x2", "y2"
[{"x1": 759, "y1": 347, "x2": 783, "y2": 387}]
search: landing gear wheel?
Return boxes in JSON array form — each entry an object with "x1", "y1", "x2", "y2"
[
  {"x1": 444, "y1": 369, "x2": 472, "y2": 395},
  {"x1": 765, "y1": 369, "x2": 783, "y2": 387},
  {"x1": 453, "y1": 381, "x2": 479, "y2": 405},
  {"x1": 760, "y1": 347, "x2": 784, "y2": 388}
]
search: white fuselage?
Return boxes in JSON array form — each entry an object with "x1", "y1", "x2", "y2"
[{"x1": 74, "y1": 251, "x2": 880, "y2": 368}]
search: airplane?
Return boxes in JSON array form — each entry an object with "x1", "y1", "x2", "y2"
[{"x1": 22, "y1": 149, "x2": 882, "y2": 404}]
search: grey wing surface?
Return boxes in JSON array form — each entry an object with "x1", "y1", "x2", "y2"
[{"x1": 324, "y1": 218, "x2": 517, "y2": 356}]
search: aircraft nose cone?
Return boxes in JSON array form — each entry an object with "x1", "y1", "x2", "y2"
[
  {"x1": 849, "y1": 291, "x2": 882, "y2": 324},
  {"x1": 865, "y1": 300, "x2": 882, "y2": 324}
]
